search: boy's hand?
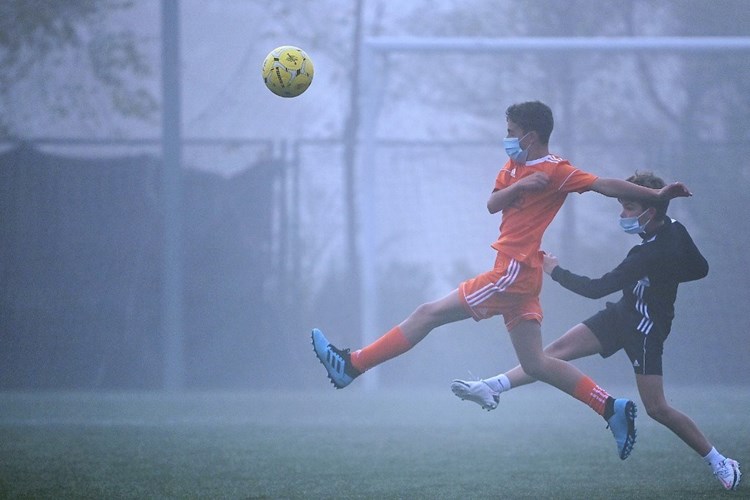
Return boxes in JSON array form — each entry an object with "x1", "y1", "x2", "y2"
[
  {"x1": 542, "y1": 252, "x2": 559, "y2": 275},
  {"x1": 497, "y1": 172, "x2": 550, "y2": 211},
  {"x1": 658, "y1": 182, "x2": 692, "y2": 199},
  {"x1": 517, "y1": 172, "x2": 550, "y2": 192}
]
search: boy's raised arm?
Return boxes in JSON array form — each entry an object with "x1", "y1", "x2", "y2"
[{"x1": 591, "y1": 177, "x2": 692, "y2": 201}]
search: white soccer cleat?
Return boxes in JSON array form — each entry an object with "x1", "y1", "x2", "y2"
[
  {"x1": 451, "y1": 379, "x2": 500, "y2": 411},
  {"x1": 714, "y1": 458, "x2": 741, "y2": 491}
]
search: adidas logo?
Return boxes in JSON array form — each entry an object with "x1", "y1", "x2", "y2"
[{"x1": 632, "y1": 360, "x2": 640, "y2": 368}]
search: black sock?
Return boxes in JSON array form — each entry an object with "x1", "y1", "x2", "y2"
[{"x1": 602, "y1": 397, "x2": 615, "y2": 421}]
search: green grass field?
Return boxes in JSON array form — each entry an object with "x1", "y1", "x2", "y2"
[{"x1": 0, "y1": 386, "x2": 747, "y2": 499}]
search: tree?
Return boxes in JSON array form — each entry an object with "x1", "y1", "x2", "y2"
[{"x1": 0, "y1": 0, "x2": 156, "y2": 137}]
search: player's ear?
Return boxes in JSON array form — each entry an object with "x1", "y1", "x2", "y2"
[{"x1": 522, "y1": 130, "x2": 536, "y2": 147}]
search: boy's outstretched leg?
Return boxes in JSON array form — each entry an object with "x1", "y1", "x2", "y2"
[
  {"x1": 636, "y1": 373, "x2": 741, "y2": 489},
  {"x1": 453, "y1": 323, "x2": 609, "y2": 410},
  {"x1": 311, "y1": 326, "x2": 412, "y2": 389},
  {"x1": 311, "y1": 290, "x2": 470, "y2": 389},
  {"x1": 508, "y1": 319, "x2": 637, "y2": 459}
]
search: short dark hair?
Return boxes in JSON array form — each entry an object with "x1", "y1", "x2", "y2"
[
  {"x1": 505, "y1": 101, "x2": 554, "y2": 145},
  {"x1": 625, "y1": 171, "x2": 669, "y2": 218}
]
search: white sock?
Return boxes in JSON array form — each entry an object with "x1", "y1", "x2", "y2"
[
  {"x1": 703, "y1": 447, "x2": 726, "y2": 471},
  {"x1": 484, "y1": 373, "x2": 511, "y2": 393}
]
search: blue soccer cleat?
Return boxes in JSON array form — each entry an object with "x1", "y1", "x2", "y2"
[
  {"x1": 607, "y1": 399, "x2": 637, "y2": 460},
  {"x1": 311, "y1": 328, "x2": 361, "y2": 389}
]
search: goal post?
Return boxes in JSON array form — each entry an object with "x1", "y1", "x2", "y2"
[{"x1": 365, "y1": 35, "x2": 750, "y2": 53}]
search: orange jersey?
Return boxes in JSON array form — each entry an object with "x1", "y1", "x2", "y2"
[{"x1": 491, "y1": 155, "x2": 598, "y2": 266}]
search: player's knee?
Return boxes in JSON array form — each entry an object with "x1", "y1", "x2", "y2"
[
  {"x1": 543, "y1": 339, "x2": 569, "y2": 359},
  {"x1": 643, "y1": 401, "x2": 672, "y2": 423},
  {"x1": 411, "y1": 302, "x2": 441, "y2": 328},
  {"x1": 518, "y1": 356, "x2": 546, "y2": 381}
]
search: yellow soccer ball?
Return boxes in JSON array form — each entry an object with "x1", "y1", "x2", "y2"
[{"x1": 262, "y1": 45, "x2": 314, "y2": 98}]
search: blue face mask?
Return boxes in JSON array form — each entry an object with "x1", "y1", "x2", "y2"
[
  {"x1": 619, "y1": 209, "x2": 652, "y2": 234},
  {"x1": 503, "y1": 132, "x2": 531, "y2": 163}
]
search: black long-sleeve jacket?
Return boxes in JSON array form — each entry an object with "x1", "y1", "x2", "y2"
[{"x1": 550, "y1": 218, "x2": 708, "y2": 335}]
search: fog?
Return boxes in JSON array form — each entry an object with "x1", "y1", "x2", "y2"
[{"x1": 1, "y1": 0, "x2": 749, "y2": 391}]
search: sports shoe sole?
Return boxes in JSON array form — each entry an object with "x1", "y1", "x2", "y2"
[
  {"x1": 716, "y1": 459, "x2": 741, "y2": 491},
  {"x1": 615, "y1": 400, "x2": 637, "y2": 460}
]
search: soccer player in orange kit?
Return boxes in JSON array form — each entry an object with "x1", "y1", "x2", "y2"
[{"x1": 312, "y1": 101, "x2": 691, "y2": 459}]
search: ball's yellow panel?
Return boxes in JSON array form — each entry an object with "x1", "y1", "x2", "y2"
[{"x1": 262, "y1": 46, "x2": 314, "y2": 98}]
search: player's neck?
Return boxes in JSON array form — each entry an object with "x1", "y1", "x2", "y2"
[
  {"x1": 642, "y1": 218, "x2": 666, "y2": 238},
  {"x1": 526, "y1": 144, "x2": 549, "y2": 161}
]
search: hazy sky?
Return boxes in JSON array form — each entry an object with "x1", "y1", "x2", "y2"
[{"x1": 3, "y1": 0, "x2": 748, "y2": 390}]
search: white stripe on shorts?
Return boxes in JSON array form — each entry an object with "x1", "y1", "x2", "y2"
[{"x1": 465, "y1": 258, "x2": 520, "y2": 308}]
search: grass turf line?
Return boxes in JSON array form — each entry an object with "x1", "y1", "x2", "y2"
[{"x1": 0, "y1": 387, "x2": 747, "y2": 499}]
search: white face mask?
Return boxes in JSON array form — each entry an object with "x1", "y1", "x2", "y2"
[{"x1": 619, "y1": 209, "x2": 652, "y2": 234}]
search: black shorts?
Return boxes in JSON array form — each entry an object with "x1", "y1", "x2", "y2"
[{"x1": 582, "y1": 303, "x2": 667, "y2": 376}]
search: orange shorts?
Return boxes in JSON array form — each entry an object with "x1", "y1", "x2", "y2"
[{"x1": 459, "y1": 252, "x2": 543, "y2": 330}]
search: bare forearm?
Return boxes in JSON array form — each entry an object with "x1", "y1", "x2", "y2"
[
  {"x1": 591, "y1": 178, "x2": 659, "y2": 200},
  {"x1": 487, "y1": 184, "x2": 522, "y2": 213},
  {"x1": 488, "y1": 171, "x2": 553, "y2": 213}
]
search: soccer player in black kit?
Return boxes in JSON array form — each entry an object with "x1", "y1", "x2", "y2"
[{"x1": 451, "y1": 171, "x2": 741, "y2": 491}]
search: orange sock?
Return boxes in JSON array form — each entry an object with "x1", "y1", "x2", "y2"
[
  {"x1": 573, "y1": 376, "x2": 609, "y2": 417},
  {"x1": 350, "y1": 326, "x2": 413, "y2": 373}
]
